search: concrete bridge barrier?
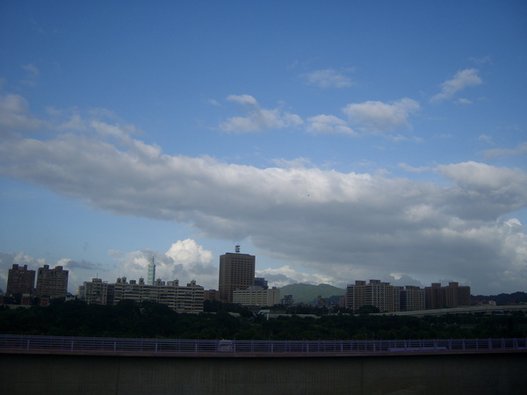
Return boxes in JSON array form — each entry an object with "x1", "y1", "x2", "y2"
[{"x1": 1, "y1": 351, "x2": 526, "y2": 394}]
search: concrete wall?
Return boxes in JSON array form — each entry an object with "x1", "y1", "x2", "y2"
[{"x1": 1, "y1": 353, "x2": 526, "y2": 394}]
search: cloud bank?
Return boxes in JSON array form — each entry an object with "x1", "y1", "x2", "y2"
[{"x1": 1, "y1": 95, "x2": 526, "y2": 294}]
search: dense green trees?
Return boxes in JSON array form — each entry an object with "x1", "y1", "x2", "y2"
[{"x1": 1, "y1": 300, "x2": 526, "y2": 340}]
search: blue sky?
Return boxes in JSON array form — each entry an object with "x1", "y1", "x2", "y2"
[{"x1": 0, "y1": 1, "x2": 526, "y2": 295}]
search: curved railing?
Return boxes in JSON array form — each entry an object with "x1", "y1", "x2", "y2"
[{"x1": 0, "y1": 334, "x2": 525, "y2": 357}]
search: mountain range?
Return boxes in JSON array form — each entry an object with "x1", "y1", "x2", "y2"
[{"x1": 279, "y1": 283, "x2": 345, "y2": 304}]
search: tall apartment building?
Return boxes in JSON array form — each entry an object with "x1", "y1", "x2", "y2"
[
  {"x1": 218, "y1": 245, "x2": 255, "y2": 303},
  {"x1": 346, "y1": 280, "x2": 367, "y2": 312},
  {"x1": 233, "y1": 286, "x2": 280, "y2": 307},
  {"x1": 36, "y1": 265, "x2": 68, "y2": 299},
  {"x1": 444, "y1": 282, "x2": 471, "y2": 307},
  {"x1": 346, "y1": 280, "x2": 401, "y2": 313},
  {"x1": 6, "y1": 264, "x2": 35, "y2": 297},
  {"x1": 111, "y1": 277, "x2": 204, "y2": 313},
  {"x1": 400, "y1": 286, "x2": 425, "y2": 311},
  {"x1": 425, "y1": 283, "x2": 444, "y2": 309},
  {"x1": 425, "y1": 282, "x2": 470, "y2": 309}
]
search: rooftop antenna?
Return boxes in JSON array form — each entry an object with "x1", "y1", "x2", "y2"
[{"x1": 235, "y1": 244, "x2": 240, "y2": 253}]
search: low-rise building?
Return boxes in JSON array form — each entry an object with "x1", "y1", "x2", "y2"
[
  {"x1": 78, "y1": 278, "x2": 109, "y2": 305},
  {"x1": 112, "y1": 277, "x2": 204, "y2": 313},
  {"x1": 233, "y1": 286, "x2": 280, "y2": 307}
]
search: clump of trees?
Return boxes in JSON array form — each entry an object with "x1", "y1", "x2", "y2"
[{"x1": 0, "y1": 300, "x2": 526, "y2": 340}]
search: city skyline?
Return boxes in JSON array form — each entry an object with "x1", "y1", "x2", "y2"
[
  {"x1": 4, "y1": 259, "x2": 475, "y2": 314},
  {"x1": 0, "y1": 259, "x2": 482, "y2": 297},
  {"x1": 1, "y1": 2, "x2": 526, "y2": 295}
]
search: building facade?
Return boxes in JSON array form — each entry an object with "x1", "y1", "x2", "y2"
[
  {"x1": 346, "y1": 280, "x2": 401, "y2": 313},
  {"x1": 444, "y1": 282, "x2": 471, "y2": 307},
  {"x1": 425, "y1": 282, "x2": 471, "y2": 309},
  {"x1": 36, "y1": 265, "x2": 69, "y2": 299},
  {"x1": 6, "y1": 264, "x2": 35, "y2": 297},
  {"x1": 111, "y1": 278, "x2": 204, "y2": 313},
  {"x1": 78, "y1": 278, "x2": 109, "y2": 305},
  {"x1": 203, "y1": 289, "x2": 219, "y2": 301},
  {"x1": 218, "y1": 246, "x2": 255, "y2": 303},
  {"x1": 400, "y1": 286, "x2": 426, "y2": 311},
  {"x1": 425, "y1": 283, "x2": 444, "y2": 309},
  {"x1": 232, "y1": 286, "x2": 280, "y2": 307}
]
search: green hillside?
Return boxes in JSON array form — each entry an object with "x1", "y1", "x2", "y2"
[{"x1": 279, "y1": 283, "x2": 345, "y2": 304}]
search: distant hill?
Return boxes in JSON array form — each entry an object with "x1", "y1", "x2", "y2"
[
  {"x1": 279, "y1": 283, "x2": 345, "y2": 304},
  {"x1": 472, "y1": 291, "x2": 527, "y2": 306}
]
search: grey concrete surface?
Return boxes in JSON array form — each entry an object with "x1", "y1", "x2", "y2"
[{"x1": 1, "y1": 353, "x2": 526, "y2": 394}]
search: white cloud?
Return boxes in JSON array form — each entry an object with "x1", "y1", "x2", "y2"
[
  {"x1": 91, "y1": 120, "x2": 161, "y2": 158},
  {"x1": 436, "y1": 161, "x2": 527, "y2": 221},
  {"x1": 342, "y1": 98, "x2": 420, "y2": 133},
  {"x1": 398, "y1": 163, "x2": 433, "y2": 173},
  {"x1": 0, "y1": 93, "x2": 43, "y2": 132},
  {"x1": 58, "y1": 113, "x2": 86, "y2": 132},
  {"x1": 165, "y1": 239, "x2": 214, "y2": 269},
  {"x1": 307, "y1": 114, "x2": 355, "y2": 135},
  {"x1": 226, "y1": 94, "x2": 258, "y2": 106},
  {"x1": 271, "y1": 157, "x2": 312, "y2": 169},
  {"x1": 438, "y1": 161, "x2": 526, "y2": 192},
  {"x1": 22, "y1": 63, "x2": 40, "y2": 78},
  {"x1": 303, "y1": 69, "x2": 352, "y2": 89},
  {"x1": 21, "y1": 64, "x2": 40, "y2": 86},
  {"x1": 478, "y1": 134, "x2": 493, "y2": 144},
  {"x1": 469, "y1": 56, "x2": 492, "y2": 65},
  {"x1": 431, "y1": 68, "x2": 482, "y2": 103},
  {"x1": 220, "y1": 94, "x2": 303, "y2": 133},
  {"x1": 208, "y1": 98, "x2": 221, "y2": 107},
  {"x1": 456, "y1": 98, "x2": 472, "y2": 105},
  {"x1": 484, "y1": 141, "x2": 527, "y2": 159}
]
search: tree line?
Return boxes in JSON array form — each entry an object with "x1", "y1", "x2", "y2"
[{"x1": 0, "y1": 299, "x2": 525, "y2": 340}]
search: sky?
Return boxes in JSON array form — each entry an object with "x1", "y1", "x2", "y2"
[{"x1": 0, "y1": 1, "x2": 526, "y2": 295}]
